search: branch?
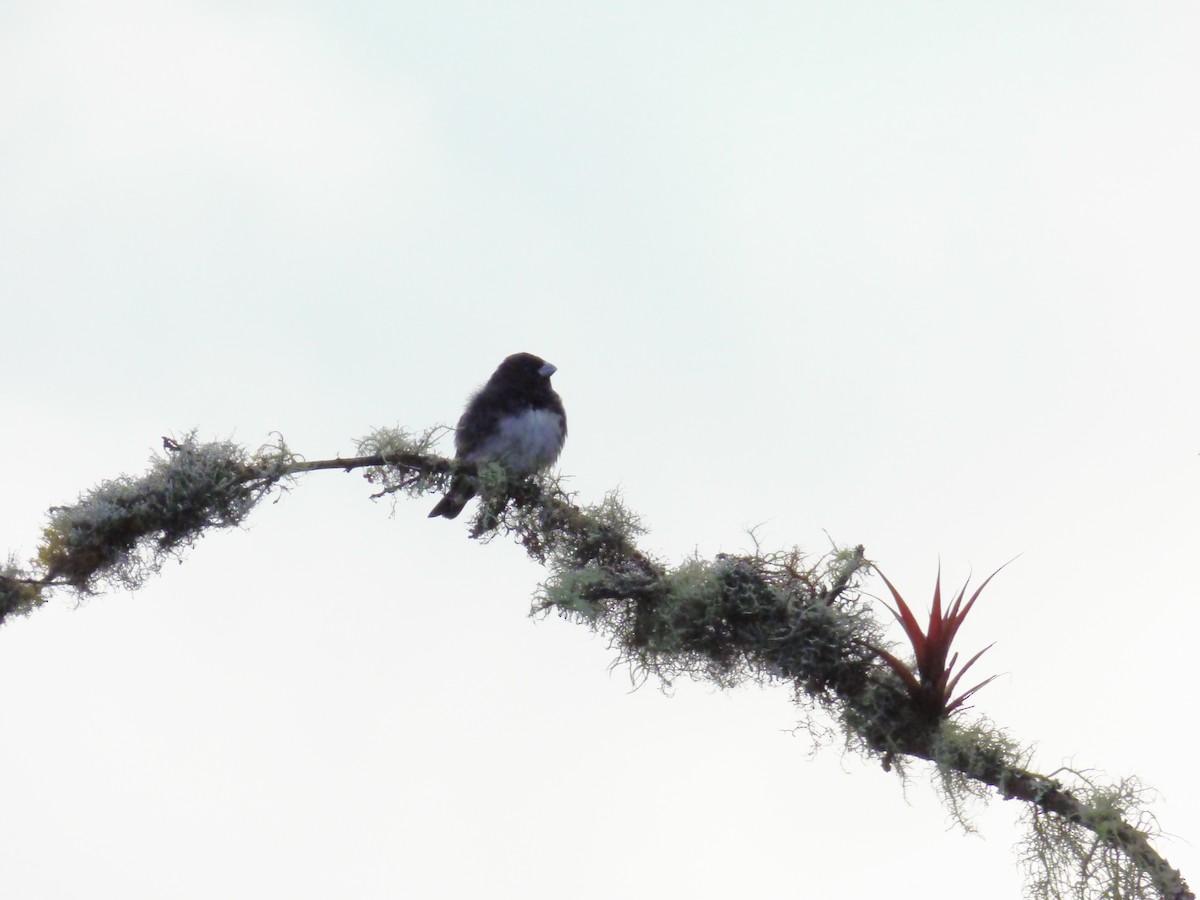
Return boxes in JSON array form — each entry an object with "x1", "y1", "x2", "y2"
[{"x1": 0, "y1": 428, "x2": 1190, "y2": 900}]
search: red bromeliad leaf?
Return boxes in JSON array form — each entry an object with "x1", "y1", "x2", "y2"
[
  {"x1": 934, "y1": 650, "x2": 958, "y2": 696},
  {"x1": 923, "y1": 566, "x2": 945, "y2": 675},
  {"x1": 876, "y1": 570, "x2": 928, "y2": 660},
  {"x1": 943, "y1": 642, "x2": 998, "y2": 712},
  {"x1": 871, "y1": 646, "x2": 923, "y2": 694},
  {"x1": 872, "y1": 561, "x2": 1013, "y2": 718},
  {"x1": 944, "y1": 672, "x2": 1002, "y2": 714},
  {"x1": 944, "y1": 642, "x2": 996, "y2": 700},
  {"x1": 941, "y1": 562, "x2": 1010, "y2": 649}
]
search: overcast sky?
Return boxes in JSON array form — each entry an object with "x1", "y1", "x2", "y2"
[{"x1": 2, "y1": 3, "x2": 1198, "y2": 898}]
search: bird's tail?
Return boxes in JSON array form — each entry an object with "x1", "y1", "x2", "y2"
[{"x1": 428, "y1": 475, "x2": 477, "y2": 519}]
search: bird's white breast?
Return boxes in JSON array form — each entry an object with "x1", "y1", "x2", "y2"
[{"x1": 467, "y1": 408, "x2": 564, "y2": 473}]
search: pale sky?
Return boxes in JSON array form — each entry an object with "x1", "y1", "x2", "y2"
[{"x1": 2, "y1": 3, "x2": 1198, "y2": 898}]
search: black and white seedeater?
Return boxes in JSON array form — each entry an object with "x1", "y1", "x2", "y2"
[{"x1": 428, "y1": 352, "x2": 567, "y2": 519}]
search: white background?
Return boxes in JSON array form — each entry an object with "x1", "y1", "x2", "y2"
[{"x1": 2, "y1": 2, "x2": 1197, "y2": 897}]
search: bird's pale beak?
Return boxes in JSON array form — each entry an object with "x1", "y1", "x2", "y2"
[{"x1": 538, "y1": 362, "x2": 557, "y2": 377}]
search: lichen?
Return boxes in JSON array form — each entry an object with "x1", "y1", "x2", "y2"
[
  {"x1": 931, "y1": 718, "x2": 1025, "y2": 832},
  {"x1": 0, "y1": 557, "x2": 46, "y2": 625},
  {"x1": 35, "y1": 432, "x2": 292, "y2": 592},
  {"x1": 355, "y1": 425, "x2": 453, "y2": 502},
  {"x1": 1020, "y1": 772, "x2": 1162, "y2": 900}
]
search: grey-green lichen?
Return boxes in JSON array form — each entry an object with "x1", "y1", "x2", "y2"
[
  {"x1": 36, "y1": 432, "x2": 294, "y2": 592},
  {"x1": 1020, "y1": 772, "x2": 1164, "y2": 900},
  {"x1": 536, "y1": 516, "x2": 882, "y2": 706},
  {"x1": 0, "y1": 557, "x2": 46, "y2": 624},
  {"x1": 355, "y1": 425, "x2": 446, "y2": 461},
  {"x1": 354, "y1": 425, "x2": 458, "y2": 503},
  {"x1": 932, "y1": 718, "x2": 1026, "y2": 832}
]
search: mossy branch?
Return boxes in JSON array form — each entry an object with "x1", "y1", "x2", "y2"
[
  {"x1": 3, "y1": 428, "x2": 452, "y2": 597},
  {"x1": 0, "y1": 429, "x2": 1190, "y2": 900}
]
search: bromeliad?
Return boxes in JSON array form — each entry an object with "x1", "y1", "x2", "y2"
[{"x1": 871, "y1": 563, "x2": 1011, "y2": 722}]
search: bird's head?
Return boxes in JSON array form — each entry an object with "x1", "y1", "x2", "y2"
[{"x1": 493, "y1": 352, "x2": 557, "y2": 386}]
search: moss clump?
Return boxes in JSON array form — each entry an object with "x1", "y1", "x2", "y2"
[
  {"x1": 355, "y1": 425, "x2": 445, "y2": 462},
  {"x1": 1020, "y1": 773, "x2": 1164, "y2": 900},
  {"x1": 931, "y1": 718, "x2": 1025, "y2": 831},
  {"x1": 36, "y1": 433, "x2": 292, "y2": 592},
  {"x1": 537, "y1": 526, "x2": 880, "y2": 706},
  {"x1": 355, "y1": 426, "x2": 452, "y2": 502},
  {"x1": 0, "y1": 558, "x2": 47, "y2": 626}
]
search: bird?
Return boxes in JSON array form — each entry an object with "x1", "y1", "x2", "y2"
[{"x1": 428, "y1": 352, "x2": 567, "y2": 519}]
